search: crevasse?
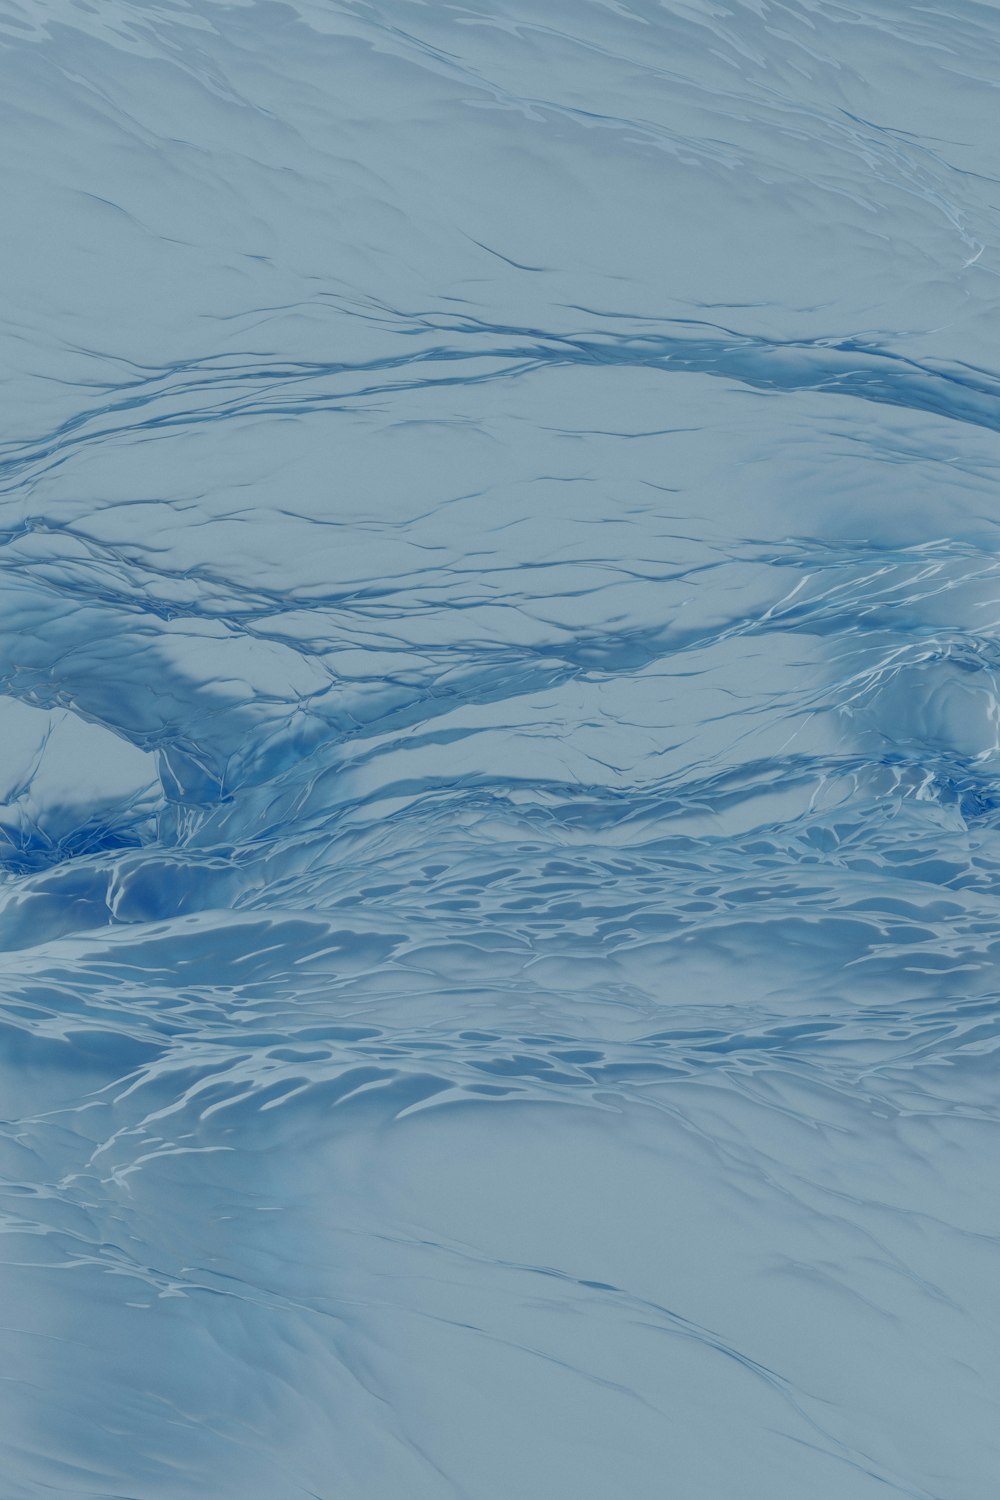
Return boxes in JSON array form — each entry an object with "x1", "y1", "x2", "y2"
[{"x1": 1, "y1": 2, "x2": 999, "y2": 1496}]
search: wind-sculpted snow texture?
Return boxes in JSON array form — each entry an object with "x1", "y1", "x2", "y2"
[{"x1": 2, "y1": 2, "x2": 1000, "y2": 1496}]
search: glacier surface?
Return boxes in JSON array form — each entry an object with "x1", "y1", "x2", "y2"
[{"x1": 2, "y1": 2, "x2": 1000, "y2": 1496}]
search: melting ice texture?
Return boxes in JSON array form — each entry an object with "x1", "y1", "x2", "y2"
[{"x1": 2, "y1": 1, "x2": 1000, "y2": 1496}]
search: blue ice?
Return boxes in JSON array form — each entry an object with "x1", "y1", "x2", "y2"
[{"x1": 1, "y1": 2, "x2": 999, "y2": 1496}]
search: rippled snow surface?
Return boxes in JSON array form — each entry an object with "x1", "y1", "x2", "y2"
[{"x1": 3, "y1": 2, "x2": 1000, "y2": 1496}]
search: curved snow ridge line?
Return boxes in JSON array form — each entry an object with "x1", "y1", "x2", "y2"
[{"x1": 3, "y1": 327, "x2": 1000, "y2": 489}]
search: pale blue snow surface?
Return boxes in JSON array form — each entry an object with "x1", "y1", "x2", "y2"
[{"x1": 2, "y1": 2, "x2": 1000, "y2": 1496}]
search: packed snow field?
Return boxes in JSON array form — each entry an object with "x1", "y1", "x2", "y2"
[{"x1": 1, "y1": 1, "x2": 999, "y2": 1495}]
